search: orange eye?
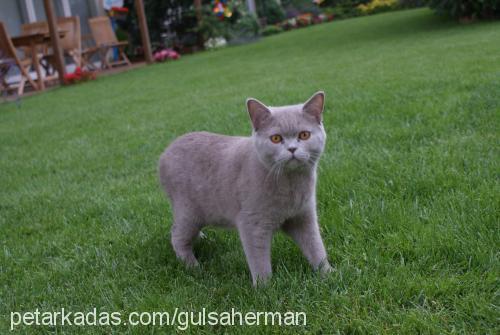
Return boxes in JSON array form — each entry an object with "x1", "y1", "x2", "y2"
[
  {"x1": 298, "y1": 131, "x2": 311, "y2": 140},
  {"x1": 270, "y1": 134, "x2": 282, "y2": 143}
]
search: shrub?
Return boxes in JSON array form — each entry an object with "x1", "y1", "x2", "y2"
[
  {"x1": 279, "y1": 17, "x2": 299, "y2": 30},
  {"x1": 398, "y1": 0, "x2": 427, "y2": 8},
  {"x1": 196, "y1": 6, "x2": 229, "y2": 42},
  {"x1": 256, "y1": 0, "x2": 286, "y2": 24},
  {"x1": 358, "y1": 0, "x2": 398, "y2": 14},
  {"x1": 322, "y1": 5, "x2": 361, "y2": 19},
  {"x1": 260, "y1": 25, "x2": 283, "y2": 36},
  {"x1": 228, "y1": 13, "x2": 260, "y2": 43},
  {"x1": 428, "y1": 0, "x2": 500, "y2": 20},
  {"x1": 282, "y1": 0, "x2": 323, "y2": 17},
  {"x1": 297, "y1": 13, "x2": 314, "y2": 26},
  {"x1": 320, "y1": 0, "x2": 366, "y2": 19},
  {"x1": 195, "y1": 2, "x2": 260, "y2": 47}
]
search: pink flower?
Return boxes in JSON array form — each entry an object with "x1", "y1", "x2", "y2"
[{"x1": 154, "y1": 49, "x2": 180, "y2": 62}]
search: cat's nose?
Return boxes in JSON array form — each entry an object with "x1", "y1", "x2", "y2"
[{"x1": 288, "y1": 147, "x2": 297, "y2": 154}]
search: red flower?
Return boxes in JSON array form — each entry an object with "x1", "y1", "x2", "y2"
[
  {"x1": 111, "y1": 7, "x2": 129, "y2": 13},
  {"x1": 63, "y1": 68, "x2": 97, "y2": 84}
]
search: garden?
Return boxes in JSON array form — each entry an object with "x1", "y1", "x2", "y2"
[
  {"x1": 1, "y1": 3, "x2": 499, "y2": 334},
  {"x1": 120, "y1": 0, "x2": 499, "y2": 57}
]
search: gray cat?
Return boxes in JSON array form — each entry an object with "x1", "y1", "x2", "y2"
[{"x1": 159, "y1": 91, "x2": 332, "y2": 286}]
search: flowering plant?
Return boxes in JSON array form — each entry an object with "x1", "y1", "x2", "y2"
[
  {"x1": 109, "y1": 6, "x2": 129, "y2": 17},
  {"x1": 153, "y1": 49, "x2": 180, "y2": 62},
  {"x1": 63, "y1": 67, "x2": 97, "y2": 85}
]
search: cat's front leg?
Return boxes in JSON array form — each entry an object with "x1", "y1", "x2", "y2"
[
  {"x1": 282, "y1": 212, "x2": 333, "y2": 275},
  {"x1": 237, "y1": 218, "x2": 273, "y2": 286}
]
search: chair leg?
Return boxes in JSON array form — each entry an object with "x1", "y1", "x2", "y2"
[
  {"x1": 69, "y1": 51, "x2": 81, "y2": 68},
  {"x1": 119, "y1": 46, "x2": 131, "y2": 66},
  {"x1": 81, "y1": 52, "x2": 97, "y2": 71},
  {"x1": 0, "y1": 77, "x2": 8, "y2": 96},
  {"x1": 18, "y1": 76, "x2": 26, "y2": 95},
  {"x1": 101, "y1": 47, "x2": 111, "y2": 69},
  {"x1": 20, "y1": 65, "x2": 38, "y2": 93},
  {"x1": 0, "y1": 66, "x2": 9, "y2": 94}
]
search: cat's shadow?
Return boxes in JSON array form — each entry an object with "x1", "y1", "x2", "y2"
[
  {"x1": 193, "y1": 229, "x2": 249, "y2": 276},
  {"x1": 137, "y1": 224, "x2": 318, "y2": 287},
  {"x1": 193, "y1": 229, "x2": 313, "y2": 281}
]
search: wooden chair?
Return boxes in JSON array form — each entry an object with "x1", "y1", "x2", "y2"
[
  {"x1": 89, "y1": 16, "x2": 130, "y2": 69},
  {"x1": 57, "y1": 16, "x2": 83, "y2": 66},
  {"x1": 58, "y1": 17, "x2": 98, "y2": 70},
  {"x1": 21, "y1": 21, "x2": 49, "y2": 53},
  {"x1": 21, "y1": 22, "x2": 53, "y2": 78},
  {"x1": 24, "y1": 17, "x2": 97, "y2": 72},
  {"x1": 0, "y1": 22, "x2": 38, "y2": 95}
]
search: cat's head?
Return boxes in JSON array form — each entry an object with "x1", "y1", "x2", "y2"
[{"x1": 246, "y1": 91, "x2": 326, "y2": 172}]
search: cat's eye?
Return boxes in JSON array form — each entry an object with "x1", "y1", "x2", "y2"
[
  {"x1": 270, "y1": 134, "x2": 283, "y2": 143},
  {"x1": 298, "y1": 131, "x2": 311, "y2": 140}
]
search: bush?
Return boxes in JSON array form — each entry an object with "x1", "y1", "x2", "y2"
[
  {"x1": 256, "y1": 0, "x2": 286, "y2": 24},
  {"x1": 260, "y1": 25, "x2": 283, "y2": 36},
  {"x1": 428, "y1": 0, "x2": 500, "y2": 20},
  {"x1": 229, "y1": 13, "x2": 260, "y2": 43},
  {"x1": 320, "y1": 0, "x2": 366, "y2": 19},
  {"x1": 321, "y1": 5, "x2": 361, "y2": 19},
  {"x1": 320, "y1": 0, "x2": 368, "y2": 9},
  {"x1": 195, "y1": 2, "x2": 260, "y2": 47},
  {"x1": 196, "y1": 6, "x2": 229, "y2": 42},
  {"x1": 282, "y1": 0, "x2": 323, "y2": 17},
  {"x1": 398, "y1": 0, "x2": 427, "y2": 8},
  {"x1": 358, "y1": 0, "x2": 398, "y2": 15}
]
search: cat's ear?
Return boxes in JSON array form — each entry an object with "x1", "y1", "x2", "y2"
[
  {"x1": 246, "y1": 98, "x2": 271, "y2": 131},
  {"x1": 303, "y1": 91, "x2": 325, "y2": 124}
]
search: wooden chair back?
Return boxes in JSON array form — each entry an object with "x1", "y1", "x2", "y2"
[
  {"x1": 89, "y1": 16, "x2": 118, "y2": 46},
  {"x1": 21, "y1": 21, "x2": 49, "y2": 35},
  {"x1": 57, "y1": 16, "x2": 81, "y2": 53},
  {"x1": 21, "y1": 17, "x2": 82, "y2": 55},
  {"x1": 21, "y1": 22, "x2": 49, "y2": 56}
]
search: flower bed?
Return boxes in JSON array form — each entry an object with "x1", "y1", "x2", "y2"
[{"x1": 63, "y1": 67, "x2": 96, "y2": 85}]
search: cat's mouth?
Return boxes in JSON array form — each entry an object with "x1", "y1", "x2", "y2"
[
  {"x1": 288, "y1": 154, "x2": 306, "y2": 162},
  {"x1": 286, "y1": 155, "x2": 306, "y2": 168}
]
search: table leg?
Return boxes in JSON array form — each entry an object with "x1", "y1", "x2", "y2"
[{"x1": 30, "y1": 41, "x2": 44, "y2": 91}]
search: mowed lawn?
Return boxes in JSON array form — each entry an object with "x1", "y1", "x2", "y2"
[{"x1": 1, "y1": 8, "x2": 499, "y2": 334}]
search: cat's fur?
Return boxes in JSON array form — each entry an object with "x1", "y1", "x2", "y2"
[{"x1": 159, "y1": 92, "x2": 332, "y2": 285}]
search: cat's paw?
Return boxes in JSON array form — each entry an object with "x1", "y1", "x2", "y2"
[
  {"x1": 252, "y1": 273, "x2": 272, "y2": 288},
  {"x1": 186, "y1": 258, "x2": 200, "y2": 268},
  {"x1": 177, "y1": 255, "x2": 199, "y2": 268},
  {"x1": 318, "y1": 260, "x2": 334, "y2": 277}
]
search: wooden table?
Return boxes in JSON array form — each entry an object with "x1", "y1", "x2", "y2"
[{"x1": 11, "y1": 31, "x2": 66, "y2": 90}]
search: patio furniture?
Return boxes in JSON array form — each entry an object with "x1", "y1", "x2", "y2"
[
  {"x1": 21, "y1": 22, "x2": 55, "y2": 81},
  {"x1": 57, "y1": 16, "x2": 84, "y2": 67},
  {"x1": 89, "y1": 16, "x2": 131, "y2": 69},
  {"x1": 0, "y1": 22, "x2": 39, "y2": 95},
  {"x1": 22, "y1": 18, "x2": 97, "y2": 72},
  {"x1": 13, "y1": 27, "x2": 69, "y2": 90},
  {"x1": 21, "y1": 21, "x2": 49, "y2": 54}
]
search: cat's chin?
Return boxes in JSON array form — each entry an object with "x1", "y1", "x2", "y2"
[{"x1": 283, "y1": 157, "x2": 310, "y2": 172}]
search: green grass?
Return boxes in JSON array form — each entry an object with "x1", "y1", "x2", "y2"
[{"x1": 1, "y1": 8, "x2": 499, "y2": 334}]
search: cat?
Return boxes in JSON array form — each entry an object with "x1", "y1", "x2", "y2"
[{"x1": 158, "y1": 91, "x2": 332, "y2": 286}]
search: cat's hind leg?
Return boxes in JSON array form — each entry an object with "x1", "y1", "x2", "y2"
[{"x1": 171, "y1": 210, "x2": 201, "y2": 267}]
